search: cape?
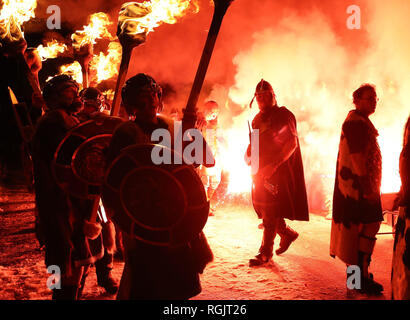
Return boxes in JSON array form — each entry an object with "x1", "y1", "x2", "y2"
[{"x1": 251, "y1": 106, "x2": 309, "y2": 222}]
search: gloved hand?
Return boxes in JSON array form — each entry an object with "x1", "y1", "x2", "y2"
[{"x1": 83, "y1": 220, "x2": 102, "y2": 240}]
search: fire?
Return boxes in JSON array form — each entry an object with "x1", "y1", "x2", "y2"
[
  {"x1": 36, "y1": 40, "x2": 67, "y2": 61},
  {"x1": 59, "y1": 61, "x2": 83, "y2": 87},
  {"x1": 90, "y1": 41, "x2": 122, "y2": 83},
  {"x1": 71, "y1": 12, "x2": 114, "y2": 49},
  {"x1": 379, "y1": 131, "x2": 402, "y2": 194},
  {"x1": 118, "y1": 0, "x2": 199, "y2": 37},
  {"x1": 103, "y1": 89, "x2": 115, "y2": 102},
  {"x1": 0, "y1": 0, "x2": 37, "y2": 41},
  {"x1": 218, "y1": 127, "x2": 254, "y2": 194}
]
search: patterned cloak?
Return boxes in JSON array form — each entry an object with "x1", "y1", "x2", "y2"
[{"x1": 330, "y1": 110, "x2": 383, "y2": 265}]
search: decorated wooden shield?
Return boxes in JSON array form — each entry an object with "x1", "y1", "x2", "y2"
[
  {"x1": 102, "y1": 144, "x2": 210, "y2": 247},
  {"x1": 52, "y1": 116, "x2": 124, "y2": 199}
]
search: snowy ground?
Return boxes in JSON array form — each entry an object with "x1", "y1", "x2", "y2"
[{"x1": 0, "y1": 185, "x2": 394, "y2": 300}]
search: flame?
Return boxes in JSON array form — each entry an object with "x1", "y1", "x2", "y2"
[
  {"x1": 36, "y1": 40, "x2": 67, "y2": 61},
  {"x1": 0, "y1": 0, "x2": 37, "y2": 41},
  {"x1": 219, "y1": 126, "x2": 254, "y2": 194},
  {"x1": 59, "y1": 61, "x2": 83, "y2": 87},
  {"x1": 90, "y1": 41, "x2": 122, "y2": 83},
  {"x1": 119, "y1": 0, "x2": 199, "y2": 37},
  {"x1": 72, "y1": 12, "x2": 114, "y2": 49},
  {"x1": 103, "y1": 89, "x2": 115, "y2": 102}
]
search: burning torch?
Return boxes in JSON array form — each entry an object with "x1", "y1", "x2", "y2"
[
  {"x1": 0, "y1": 0, "x2": 43, "y2": 100},
  {"x1": 110, "y1": 0, "x2": 202, "y2": 117},
  {"x1": 72, "y1": 12, "x2": 114, "y2": 89},
  {"x1": 182, "y1": 0, "x2": 234, "y2": 133},
  {"x1": 110, "y1": 2, "x2": 148, "y2": 116}
]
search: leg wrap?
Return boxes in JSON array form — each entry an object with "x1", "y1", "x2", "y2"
[
  {"x1": 358, "y1": 235, "x2": 377, "y2": 255},
  {"x1": 102, "y1": 221, "x2": 116, "y2": 255},
  {"x1": 259, "y1": 227, "x2": 276, "y2": 258}
]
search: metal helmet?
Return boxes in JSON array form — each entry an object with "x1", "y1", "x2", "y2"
[
  {"x1": 42, "y1": 74, "x2": 79, "y2": 108},
  {"x1": 121, "y1": 73, "x2": 163, "y2": 115},
  {"x1": 249, "y1": 79, "x2": 274, "y2": 108},
  {"x1": 80, "y1": 87, "x2": 105, "y2": 112}
]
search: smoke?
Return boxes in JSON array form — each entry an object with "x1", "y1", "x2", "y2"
[
  {"x1": 26, "y1": 0, "x2": 410, "y2": 210},
  {"x1": 225, "y1": 0, "x2": 410, "y2": 211}
]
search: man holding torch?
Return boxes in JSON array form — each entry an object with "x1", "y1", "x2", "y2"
[{"x1": 245, "y1": 79, "x2": 309, "y2": 267}]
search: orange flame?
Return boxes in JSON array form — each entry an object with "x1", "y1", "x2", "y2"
[
  {"x1": 36, "y1": 40, "x2": 67, "y2": 61},
  {"x1": 118, "y1": 0, "x2": 199, "y2": 37},
  {"x1": 72, "y1": 12, "x2": 114, "y2": 49},
  {"x1": 58, "y1": 62, "x2": 83, "y2": 87},
  {"x1": 90, "y1": 41, "x2": 122, "y2": 83},
  {"x1": 0, "y1": 0, "x2": 37, "y2": 42},
  {"x1": 103, "y1": 89, "x2": 115, "y2": 102}
]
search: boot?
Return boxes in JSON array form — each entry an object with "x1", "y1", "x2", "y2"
[
  {"x1": 356, "y1": 252, "x2": 383, "y2": 296},
  {"x1": 249, "y1": 228, "x2": 274, "y2": 267},
  {"x1": 359, "y1": 273, "x2": 384, "y2": 295},
  {"x1": 249, "y1": 253, "x2": 272, "y2": 266},
  {"x1": 275, "y1": 227, "x2": 298, "y2": 255},
  {"x1": 96, "y1": 251, "x2": 119, "y2": 295},
  {"x1": 52, "y1": 286, "x2": 79, "y2": 300},
  {"x1": 97, "y1": 271, "x2": 119, "y2": 295}
]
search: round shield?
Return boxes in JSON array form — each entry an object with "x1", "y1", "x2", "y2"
[
  {"x1": 102, "y1": 143, "x2": 210, "y2": 247},
  {"x1": 52, "y1": 116, "x2": 124, "y2": 199}
]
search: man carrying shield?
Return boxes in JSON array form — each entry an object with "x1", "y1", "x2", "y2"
[
  {"x1": 105, "y1": 73, "x2": 213, "y2": 299},
  {"x1": 31, "y1": 75, "x2": 104, "y2": 299}
]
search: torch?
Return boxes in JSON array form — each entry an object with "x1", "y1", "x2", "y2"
[
  {"x1": 0, "y1": 1, "x2": 43, "y2": 99},
  {"x1": 110, "y1": 3, "x2": 149, "y2": 117},
  {"x1": 110, "y1": 0, "x2": 201, "y2": 117},
  {"x1": 71, "y1": 12, "x2": 114, "y2": 89},
  {"x1": 182, "y1": 0, "x2": 234, "y2": 133},
  {"x1": 23, "y1": 47, "x2": 42, "y2": 87},
  {"x1": 72, "y1": 37, "x2": 93, "y2": 89}
]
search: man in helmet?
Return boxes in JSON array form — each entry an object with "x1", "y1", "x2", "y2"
[
  {"x1": 245, "y1": 79, "x2": 309, "y2": 267},
  {"x1": 75, "y1": 86, "x2": 119, "y2": 295},
  {"x1": 77, "y1": 87, "x2": 109, "y2": 122},
  {"x1": 31, "y1": 75, "x2": 104, "y2": 299},
  {"x1": 106, "y1": 73, "x2": 213, "y2": 299}
]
